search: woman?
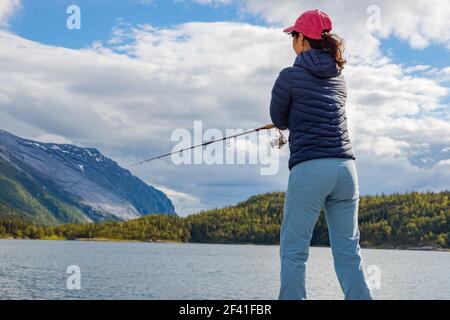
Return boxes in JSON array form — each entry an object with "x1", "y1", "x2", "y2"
[{"x1": 270, "y1": 10, "x2": 373, "y2": 300}]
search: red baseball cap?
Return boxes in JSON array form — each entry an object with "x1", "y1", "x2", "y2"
[{"x1": 283, "y1": 9, "x2": 333, "y2": 40}]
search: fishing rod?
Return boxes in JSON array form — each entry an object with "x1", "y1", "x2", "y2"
[{"x1": 133, "y1": 124, "x2": 279, "y2": 166}]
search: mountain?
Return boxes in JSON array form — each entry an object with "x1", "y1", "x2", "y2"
[{"x1": 0, "y1": 129, "x2": 175, "y2": 225}]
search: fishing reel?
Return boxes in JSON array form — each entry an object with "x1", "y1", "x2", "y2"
[{"x1": 270, "y1": 129, "x2": 287, "y2": 149}]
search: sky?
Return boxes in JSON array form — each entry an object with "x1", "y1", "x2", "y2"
[{"x1": 0, "y1": 0, "x2": 449, "y2": 216}]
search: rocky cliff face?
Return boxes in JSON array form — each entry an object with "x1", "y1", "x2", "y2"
[{"x1": 0, "y1": 129, "x2": 175, "y2": 224}]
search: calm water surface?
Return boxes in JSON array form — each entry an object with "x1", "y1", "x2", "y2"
[{"x1": 0, "y1": 240, "x2": 448, "y2": 300}]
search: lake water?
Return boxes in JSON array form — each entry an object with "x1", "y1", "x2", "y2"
[{"x1": 0, "y1": 240, "x2": 448, "y2": 300}]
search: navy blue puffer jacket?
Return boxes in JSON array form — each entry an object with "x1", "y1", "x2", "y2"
[{"x1": 270, "y1": 49, "x2": 355, "y2": 170}]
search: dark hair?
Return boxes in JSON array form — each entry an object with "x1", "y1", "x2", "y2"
[{"x1": 291, "y1": 31, "x2": 347, "y2": 69}]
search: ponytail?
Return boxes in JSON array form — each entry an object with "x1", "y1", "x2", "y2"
[
  {"x1": 292, "y1": 30, "x2": 347, "y2": 69},
  {"x1": 320, "y1": 31, "x2": 346, "y2": 69}
]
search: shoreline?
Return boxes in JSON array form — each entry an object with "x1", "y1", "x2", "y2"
[{"x1": 1, "y1": 237, "x2": 449, "y2": 252}]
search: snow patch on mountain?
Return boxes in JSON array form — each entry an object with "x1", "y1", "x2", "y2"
[{"x1": 0, "y1": 129, "x2": 176, "y2": 222}]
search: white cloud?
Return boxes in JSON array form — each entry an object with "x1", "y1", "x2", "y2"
[
  {"x1": 436, "y1": 159, "x2": 450, "y2": 167},
  {"x1": 0, "y1": 0, "x2": 20, "y2": 27},
  {"x1": 153, "y1": 185, "x2": 204, "y2": 216},
  {"x1": 236, "y1": 0, "x2": 450, "y2": 54},
  {"x1": 32, "y1": 133, "x2": 74, "y2": 145},
  {"x1": 405, "y1": 65, "x2": 431, "y2": 74}
]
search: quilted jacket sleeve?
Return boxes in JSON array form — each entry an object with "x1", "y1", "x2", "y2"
[{"x1": 270, "y1": 68, "x2": 291, "y2": 130}]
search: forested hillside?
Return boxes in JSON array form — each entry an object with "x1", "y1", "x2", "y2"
[{"x1": 1, "y1": 191, "x2": 449, "y2": 249}]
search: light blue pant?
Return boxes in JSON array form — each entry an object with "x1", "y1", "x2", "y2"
[{"x1": 279, "y1": 158, "x2": 373, "y2": 300}]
